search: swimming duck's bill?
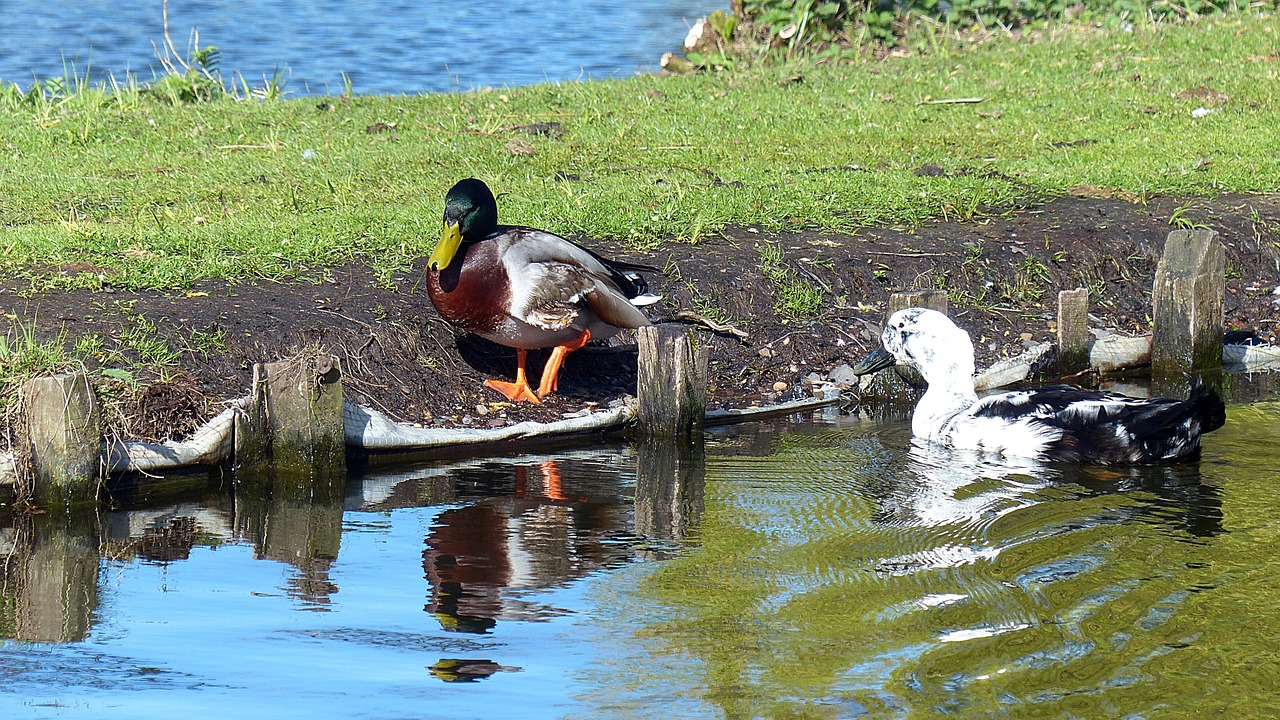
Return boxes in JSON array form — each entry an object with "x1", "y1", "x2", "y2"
[
  {"x1": 852, "y1": 346, "x2": 896, "y2": 376},
  {"x1": 430, "y1": 220, "x2": 463, "y2": 272}
]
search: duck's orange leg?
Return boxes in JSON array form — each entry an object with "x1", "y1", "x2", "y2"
[
  {"x1": 536, "y1": 329, "x2": 592, "y2": 398},
  {"x1": 484, "y1": 348, "x2": 541, "y2": 403}
]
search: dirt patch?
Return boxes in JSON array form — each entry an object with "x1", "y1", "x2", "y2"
[{"x1": 3, "y1": 193, "x2": 1278, "y2": 442}]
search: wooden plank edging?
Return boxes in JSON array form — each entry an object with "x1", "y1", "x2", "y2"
[{"x1": 3, "y1": 338, "x2": 1277, "y2": 490}]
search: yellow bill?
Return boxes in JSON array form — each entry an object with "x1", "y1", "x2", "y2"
[{"x1": 430, "y1": 221, "x2": 463, "y2": 271}]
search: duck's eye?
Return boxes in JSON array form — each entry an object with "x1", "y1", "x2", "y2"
[{"x1": 896, "y1": 322, "x2": 905, "y2": 329}]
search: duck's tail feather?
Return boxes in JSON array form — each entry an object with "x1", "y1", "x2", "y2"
[
  {"x1": 1187, "y1": 375, "x2": 1227, "y2": 434},
  {"x1": 1114, "y1": 375, "x2": 1224, "y2": 462}
]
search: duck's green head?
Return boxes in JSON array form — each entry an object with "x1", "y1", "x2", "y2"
[{"x1": 432, "y1": 178, "x2": 499, "y2": 272}]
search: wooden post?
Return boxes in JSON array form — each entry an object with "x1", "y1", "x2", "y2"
[
  {"x1": 233, "y1": 364, "x2": 270, "y2": 470},
  {"x1": 636, "y1": 326, "x2": 708, "y2": 440},
  {"x1": 241, "y1": 353, "x2": 346, "y2": 480},
  {"x1": 1057, "y1": 288, "x2": 1090, "y2": 374},
  {"x1": 1152, "y1": 229, "x2": 1224, "y2": 377},
  {"x1": 20, "y1": 373, "x2": 102, "y2": 508},
  {"x1": 871, "y1": 289, "x2": 948, "y2": 400}
]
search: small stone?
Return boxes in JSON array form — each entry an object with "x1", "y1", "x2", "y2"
[
  {"x1": 828, "y1": 363, "x2": 860, "y2": 387},
  {"x1": 488, "y1": 419, "x2": 506, "y2": 428},
  {"x1": 475, "y1": 404, "x2": 489, "y2": 416},
  {"x1": 461, "y1": 415, "x2": 474, "y2": 424},
  {"x1": 1019, "y1": 332, "x2": 1033, "y2": 341},
  {"x1": 759, "y1": 347, "x2": 775, "y2": 358},
  {"x1": 773, "y1": 381, "x2": 788, "y2": 392}
]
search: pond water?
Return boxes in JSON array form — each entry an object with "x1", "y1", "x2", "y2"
[
  {"x1": 3, "y1": 399, "x2": 1280, "y2": 717},
  {"x1": 0, "y1": 0, "x2": 723, "y2": 95}
]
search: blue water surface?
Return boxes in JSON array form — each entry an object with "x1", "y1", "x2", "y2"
[
  {"x1": 0, "y1": 0, "x2": 724, "y2": 94},
  {"x1": 6, "y1": 402, "x2": 1280, "y2": 718}
]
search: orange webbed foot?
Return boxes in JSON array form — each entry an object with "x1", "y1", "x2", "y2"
[
  {"x1": 484, "y1": 378, "x2": 541, "y2": 403},
  {"x1": 484, "y1": 348, "x2": 541, "y2": 403}
]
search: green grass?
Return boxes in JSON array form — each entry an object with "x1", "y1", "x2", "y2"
[
  {"x1": 758, "y1": 242, "x2": 826, "y2": 320},
  {"x1": 0, "y1": 13, "x2": 1277, "y2": 293}
]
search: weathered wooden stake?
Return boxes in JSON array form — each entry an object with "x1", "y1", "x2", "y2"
[
  {"x1": 240, "y1": 353, "x2": 346, "y2": 479},
  {"x1": 1152, "y1": 229, "x2": 1224, "y2": 377},
  {"x1": 20, "y1": 373, "x2": 102, "y2": 508},
  {"x1": 1057, "y1": 287, "x2": 1090, "y2": 374},
  {"x1": 871, "y1": 289, "x2": 948, "y2": 401},
  {"x1": 636, "y1": 325, "x2": 708, "y2": 440}
]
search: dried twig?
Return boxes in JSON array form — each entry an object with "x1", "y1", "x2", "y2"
[{"x1": 663, "y1": 311, "x2": 750, "y2": 341}]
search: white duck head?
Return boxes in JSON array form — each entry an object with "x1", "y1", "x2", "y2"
[{"x1": 853, "y1": 307, "x2": 979, "y2": 402}]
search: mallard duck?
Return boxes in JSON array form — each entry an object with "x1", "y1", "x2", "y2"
[
  {"x1": 852, "y1": 308, "x2": 1226, "y2": 464},
  {"x1": 426, "y1": 178, "x2": 659, "y2": 403}
]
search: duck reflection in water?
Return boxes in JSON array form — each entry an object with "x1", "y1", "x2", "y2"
[
  {"x1": 423, "y1": 459, "x2": 632, "y2": 633},
  {"x1": 869, "y1": 439, "x2": 1223, "y2": 574}
]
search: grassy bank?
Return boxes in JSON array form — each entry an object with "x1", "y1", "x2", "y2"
[{"x1": 0, "y1": 14, "x2": 1276, "y2": 294}]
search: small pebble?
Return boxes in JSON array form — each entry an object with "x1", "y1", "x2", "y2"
[{"x1": 773, "y1": 381, "x2": 788, "y2": 392}]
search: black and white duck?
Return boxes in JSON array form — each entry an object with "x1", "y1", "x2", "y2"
[{"x1": 852, "y1": 307, "x2": 1226, "y2": 464}]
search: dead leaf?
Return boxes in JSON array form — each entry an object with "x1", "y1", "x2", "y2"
[
  {"x1": 124, "y1": 247, "x2": 157, "y2": 260},
  {"x1": 1173, "y1": 86, "x2": 1229, "y2": 107},
  {"x1": 1068, "y1": 185, "x2": 1139, "y2": 202},
  {"x1": 504, "y1": 139, "x2": 537, "y2": 156},
  {"x1": 1051, "y1": 139, "x2": 1097, "y2": 149},
  {"x1": 505, "y1": 121, "x2": 564, "y2": 138}
]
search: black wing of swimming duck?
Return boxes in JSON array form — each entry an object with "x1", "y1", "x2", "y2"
[{"x1": 969, "y1": 378, "x2": 1226, "y2": 464}]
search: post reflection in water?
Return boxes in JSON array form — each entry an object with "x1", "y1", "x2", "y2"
[
  {"x1": 0, "y1": 467, "x2": 351, "y2": 642},
  {"x1": 418, "y1": 454, "x2": 640, "y2": 635},
  {"x1": 634, "y1": 439, "x2": 706, "y2": 558},
  {"x1": 233, "y1": 466, "x2": 345, "y2": 609},
  {"x1": 0, "y1": 510, "x2": 100, "y2": 643}
]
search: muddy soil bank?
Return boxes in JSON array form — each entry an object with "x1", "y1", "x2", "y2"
[{"x1": 3, "y1": 192, "x2": 1278, "y2": 443}]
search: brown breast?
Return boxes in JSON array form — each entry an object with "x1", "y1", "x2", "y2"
[{"x1": 425, "y1": 239, "x2": 510, "y2": 335}]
